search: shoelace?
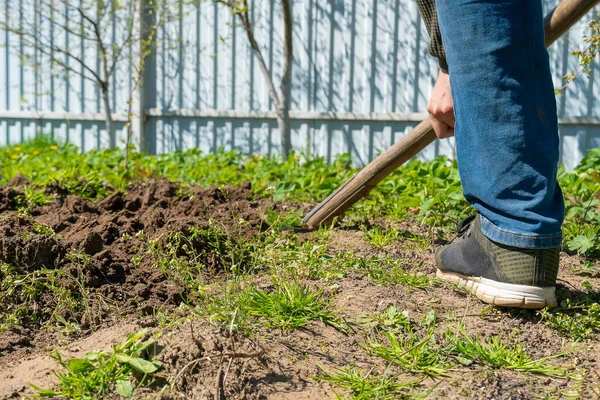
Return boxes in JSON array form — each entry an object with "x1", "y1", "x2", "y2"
[{"x1": 452, "y1": 214, "x2": 477, "y2": 241}]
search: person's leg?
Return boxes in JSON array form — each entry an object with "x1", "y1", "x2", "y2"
[
  {"x1": 432, "y1": 0, "x2": 564, "y2": 308},
  {"x1": 435, "y1": 0, "x2": 564, "y2": 249}
]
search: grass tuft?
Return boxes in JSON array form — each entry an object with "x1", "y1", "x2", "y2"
[
  {"x1": 444, "y1": 326, "x2": 574, "y2": 377},
  {"x1": 247, "y1": 280, "x2": 350, "y2": 333},
  {"x1": 315, "y1": 365, "x2": 421, "y2": 400}
]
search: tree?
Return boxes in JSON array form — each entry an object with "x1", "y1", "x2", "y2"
[
  {"x1": 216, "y1": 0, "x2": 293, "y2": 158},
  {"x1": 1, "y1": 0, "x2": 159, "y2": 151}
]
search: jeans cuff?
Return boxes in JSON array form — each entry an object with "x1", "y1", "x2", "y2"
[{"x1": 480, "y1": 216, "x2": 562, "y2": 249}]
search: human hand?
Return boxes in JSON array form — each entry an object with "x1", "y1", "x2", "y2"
[{"x1": 428, "y1": 69, "x2": 455, "y2": 139}]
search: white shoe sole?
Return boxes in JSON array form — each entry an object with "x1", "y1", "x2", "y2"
[{"x1": 436, "y1": 270, "x2": 557, "y2": 309}]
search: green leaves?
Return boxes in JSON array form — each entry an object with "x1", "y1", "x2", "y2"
[
  {"x1": 116, "y1": 354, "x2": 161, "y2": 374},
  {"x1": 568, "y1": 232, "x2": 598, "y2": 255},
  {"x1": 115, "y1": 379, "x2": 134, "y2": 398},
  {"x1": 30, "y1": 329, "x2": 161, "y2": 399}
]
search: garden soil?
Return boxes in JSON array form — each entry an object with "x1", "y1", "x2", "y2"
[{"x1": 0, "y1": 181, "x2": 599, "y2": 399}]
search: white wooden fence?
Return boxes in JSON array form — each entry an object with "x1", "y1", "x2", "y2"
[{"x1": 0, "y1": 0, "x2": 599, "y2": 170}]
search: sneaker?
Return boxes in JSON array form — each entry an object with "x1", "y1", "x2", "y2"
[{"x1": 435, "y1": 215, "x2": 559, "y2": 309}]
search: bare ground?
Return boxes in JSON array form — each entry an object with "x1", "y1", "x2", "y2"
[{"x1": 0, "y1": 181, "x2": 598, "y2": 399}]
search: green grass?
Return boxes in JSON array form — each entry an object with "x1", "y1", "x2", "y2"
[
  {"x1": 363, "y1": 226, "x2": 401, "y2": 248},
  {"x1": 0, "y1": 136, "x2": 598, "y2": 396},
  {"x1": 360, "y1": 312, "x2": 573, "y2": 380},
  {"x1": 537, "y1": 284, "x2": 600, "y2": 340},
  {"x1": 357, "y1": 305, "x2": 411, "y2": 334},
  {"x1": 361, "y1": 311, "x2": 450, "y2": 377},
  {"x1": 15, "y1": 186, "x2": 54, "y2": 213},
  {"x1": 4, "y1": 137, "x2": 600, "y2": 244},
  {"x1": 0, "y1": 263, "x2": 89, "y2": 333},
  {"x1": 247, "y1": 280, "x2": 350, "y2": 333},
  {"x1": 315, "y1": 365, "x2": 421, "y2": 399},
  {"x1": 31, "y1": 329, "x2": 162, "y2": 399},
  {"x1": 444, "y1": 326, "x2": 573, "y2": 377}
]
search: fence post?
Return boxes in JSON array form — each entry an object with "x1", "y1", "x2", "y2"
[{"x1": 138, "y1": 0, "x2": 157, "y2": 154}]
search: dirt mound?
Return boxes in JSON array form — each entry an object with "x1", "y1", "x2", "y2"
[{"x1": 0, "y1": 181, "x2": 273, "y2": 356}]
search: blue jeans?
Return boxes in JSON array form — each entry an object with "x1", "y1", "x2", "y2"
[{"x1": 435, "y1": 0, "x2": 564, "y2": 249}]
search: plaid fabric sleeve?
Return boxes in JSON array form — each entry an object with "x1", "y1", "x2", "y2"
[{"x1": 415, "y1": 0, "x2": 448, "y2": 71}]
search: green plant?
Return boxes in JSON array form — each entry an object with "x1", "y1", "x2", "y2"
[
  {"x1": 315, "y1": 365, "x2": 419, "y2": 400},
  {"x1": 15, "y1": 186, "x2": 53, "y2": 212},
  {"x1": 362, "y1": 311, "x2": 449, "y2": 377},
  {"x1": 362, "y1": 226, "x2": 400, "y2": 248},
  {"x1": 247, "y1": 280, "x2": 349, "y2": 333},
  {"x1": 538, "y1": 284, "x2": 600, "y2": 340},
  {"x1": 31, "y1": 329, "x2": 162, "y2": 398},
  {"x1": 363, "y1": 330, "x2": 449, "y2": 377},
  {"x1": 566, "y1": 225, "x2": 600, "y2": 257},
  {"x1": 22, "y1": 223, "x2": 56, "y2": 241},
  {"x1": 0, "y1": 264, "x2": 88, "y2": 333},
  {"x1": 357, "y1": 257, "x2": 439, "y2": 289},
  {"x1": 444, "y1": 326, "x2": 573, "y2": 377},
  {"x1": 194, "y1": 279, "x2": 255, "y2": 334},
  {"x1": 32, "y1": 223, "x2": 56, "y2": 236},
  {"x1": 357, "y1": 305, "x2": 410, "y2": 334}
]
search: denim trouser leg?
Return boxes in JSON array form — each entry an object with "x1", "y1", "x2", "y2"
[{"x1": 435, "y1": 0, "x2": 564, "y2": 249}]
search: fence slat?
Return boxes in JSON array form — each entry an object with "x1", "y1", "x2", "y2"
[{"x1": 0, "y1": 0, "x2": 597, "y2": 169}]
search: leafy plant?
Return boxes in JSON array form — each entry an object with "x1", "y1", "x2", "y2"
[
  {"x1": 567, "y1": 226, "x2": 600, "y2": 256},
  {"x1": 357, "y1": 305, "x2": 410, "y2": 334},
  {"x1": 31, "y1": 329, "x2": 162, "y2": 399}
]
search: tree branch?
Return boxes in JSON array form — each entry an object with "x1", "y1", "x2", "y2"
[
  {"x1": 233, "y1": 0, "x2": 281, "y2": 108},
  {"x1": 14, "y1": 28, "x2": 103, "y2": 84}
]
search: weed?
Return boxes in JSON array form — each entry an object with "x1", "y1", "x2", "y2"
[
  {"x1": 65, "y1": 250, "x2": 93, "y2": 266},
  {"x1": 195, "y1": 280, "x2": 255, "y2": 334},
  {"x1": 444, "y1": 326, "x2": 573, "y2": 377},
  {"x1": 363, "y1": 226, "x2": 400, "y2": 248},
  {"x1": 540, "y1": 302, "x2": 600, "y2": 341},
  {"x1": 537, "y1": 285, "x2": 600, "y2": 340},
  {"x1": 357, "y1": 257, "x2": 439, "y2": 289},
  {"x1": 363, "y1": 330, "x2": 449, "y2": 377},
  {"x1": 141, "y1": 225, "x2": 254, "y2": 300},
  {"x1": 0, "y1": 264, "x2": 87, "y2": 332},
  {"x1": 362, "y1": 312, "x2": 449, "y2": 377},
  {"x1": 31, "y1": 329, "x2": 162, "y2": 399},
  {"x1": 32, "y1": 223, "x2": 56, "y2": 236},
  {"x1": 247, "y1": 280, "x2": 349, "y2": 333},
  {"x1": 15, "y1": 186, "x2": 53, "y2": 213},
  {"x1": 357, "y1": 305, "x2": 410, "y2": 334},
  {"x1": 315, "y1": 365, "x2": 420, "y2": 399},
  {"x1": 566, "y1": 225, "x2": 600, "y2": 257},
  {"x1": 22, "y1": 222, "x2": 56, "y2": 240}
]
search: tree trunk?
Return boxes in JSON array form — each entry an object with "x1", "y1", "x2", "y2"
[
  {"x1": 276, "y1": 109, "x2": 291, "y2": 159},
  {"x1": 279, "y1": 0, "x2": 293, "y2": 158},
  {"x1": 101, "y1": 84, "x2": 115, "y2": 148}
]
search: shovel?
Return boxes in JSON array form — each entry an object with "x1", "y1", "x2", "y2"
[{"x1": 303, "y1": 0, "x2": 600, "y2": 229}]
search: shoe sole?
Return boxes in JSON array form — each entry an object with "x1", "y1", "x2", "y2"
[{"x1": 436, "y1": 270, "x2": 557, "y2": 309}]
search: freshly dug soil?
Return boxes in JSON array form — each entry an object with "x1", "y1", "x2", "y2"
[
  {"x1": 0, "y1": 180, "x2": 598, "y2": 399},
  {"x1": 0, "y1": 180, "x2": 277, "y2": 357}
]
